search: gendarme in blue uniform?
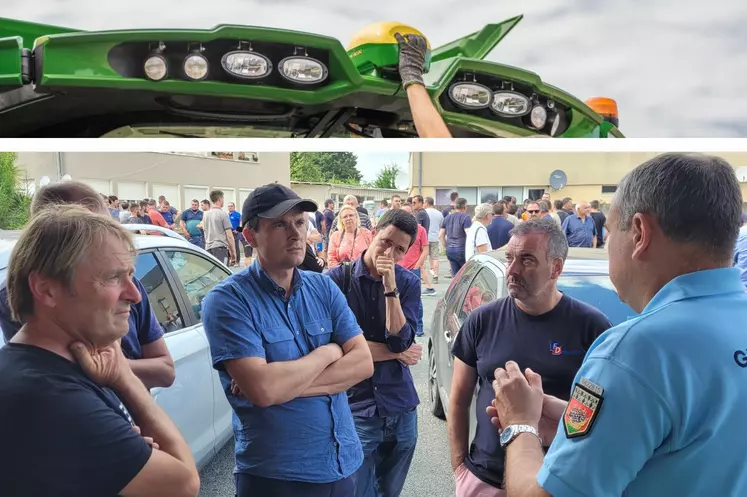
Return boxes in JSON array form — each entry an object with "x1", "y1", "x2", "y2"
[
  {"x1": 538, "y1": 267, "x2": 747, "y2": 497},
  {"x1": 201, "y1": 261, "x2": 364, "y2": 483}
]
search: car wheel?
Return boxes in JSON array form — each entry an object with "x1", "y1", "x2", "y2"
[{"x1": 428, "y1": 343, "x2": 445, "y2": 419}]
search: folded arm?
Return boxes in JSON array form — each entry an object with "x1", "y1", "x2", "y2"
[
  {"x1": 301, "y1": 334, "x2": 373, "y2": 397},
  {"x1": 130, "y1": 338, "x2": 175, "y2": 389}
]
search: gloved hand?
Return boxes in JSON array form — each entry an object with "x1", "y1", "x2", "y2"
[{"x1": 395, "y1": 32, "x2": 428, "y2": 89}]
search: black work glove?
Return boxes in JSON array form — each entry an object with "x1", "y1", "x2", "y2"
[{"x1": 395, "y1": 32, "x2": 428, "y2": 89}]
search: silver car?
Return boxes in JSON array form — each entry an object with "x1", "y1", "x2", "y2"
[
  {"x1": 0, "y1": 226, "x2": 233, "y2": 470},
  {"x1": 427, "y1": 248, "x2": 638, "y2": 436}
]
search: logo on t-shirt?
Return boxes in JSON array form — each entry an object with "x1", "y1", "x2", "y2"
[
  {"x1": 734, "y1": 348, "x2": 747, "y2": 368},
  {"x1": 549, "y1": 341, "x2": 584, "y2": 356},
  {"x1": 118, "y1": 402, "x2": 135, "y2": 426}
]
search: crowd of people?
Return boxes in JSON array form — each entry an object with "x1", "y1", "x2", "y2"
[{"x1": 0, "y1": 153, "x2": 746, "y2": 497}]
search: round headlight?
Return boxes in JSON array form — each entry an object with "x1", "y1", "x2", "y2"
[
  {"x1": 184, "y1": 53, "x2": 208, "y2": 81},
  {"x1": 144, "y1": 55, "x2": 168, "y2": 81},
  {"x1": 550, "y1": 110, "x2": 568, "y2": 137},
  {"x1": 279, "y1": 56, "x2": 328, "y2": 85},
  {"x1": 221, "y1": 51, "x2": 272, "y2": 79},
  {"x1": 490, "y1": 91, "x2": 530, "y2": 117},
  {"x1": 530, "y1": 105, "x2": 548, "y2": 129},
  {"x1": 448, "y1": 82, "x2": 492, "y2": 110}
]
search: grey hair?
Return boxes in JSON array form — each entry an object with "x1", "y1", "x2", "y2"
[
  {"x1": 343, "y1": 194, "x2": 358, "y2": 204},
  {"x1": 614, "y1": 153, "x2": 742, "y2": 261},
  {"x1": 474, "y1": 203, "x2": 492, "y2": 220},
  {"x1": 509, "y1": 218, "x2": 569, "y2": 261}
]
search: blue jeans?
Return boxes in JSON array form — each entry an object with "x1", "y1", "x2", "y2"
[
  {"x1": 446, "y1": 248, "x2": 466, "y2": 276},
  {"x1": 409, "y1": 268, "x2": 424, "y2": 336},
  {"x1": 352, "y1": 409, "x2": 418, "y2": 497},
  {"x1": 189, "y1": 234, "x2": 205, "y2": 249},
  {"x1": 235, "y1": 473, "x2": 354, "y2": 497}
]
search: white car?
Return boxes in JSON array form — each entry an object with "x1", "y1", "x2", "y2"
[{"x1": 0, "y1": 226, "x2": 233, "y2": 470}]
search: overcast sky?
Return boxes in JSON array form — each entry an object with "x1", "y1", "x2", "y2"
[{"x1": 4, "y1": 0, "x2": 744, "y2": 138}]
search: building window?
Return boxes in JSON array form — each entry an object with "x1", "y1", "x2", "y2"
[
  {"x1": 457, "y1": 187, "x2": 478, "y2": 205},
  {"x1": 435, "y1": 188, "x2": 454, "y2": 206},
  {"x1": 502, "y1": 187, "x2": 524, "y2": 202},
  {"x1": 479, "y1": 187, "x2": 502, "y2": 203},
  {"x1": 602, "y1": 185, "x2": 618, "y2": 194},
  {"x1": 527, "y1": 188, "x2": 546, "y2": 201}
]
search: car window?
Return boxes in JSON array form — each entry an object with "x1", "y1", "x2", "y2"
[
  {"x1": 164, "y1": 250, "x2": 231, "y2": 323},
  {"x1": 458, "y1": 267, "x2": 500, "y2": 321},
  {"x1": 134, "y1": 253, "x2": 185, "y2": 334},
  {"x1": 557, "y1": 274, "x2": 638, "y2": 325},
  {"x1": 445, "y1": 260, "x2": 482, "y2": 318}
]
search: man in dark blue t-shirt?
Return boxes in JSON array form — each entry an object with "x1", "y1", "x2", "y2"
[
  {"x1": 487, "y1": 202, "x2": 514, "y2": 250},
  {"x1": 0, "y1": 204, "x2": 197, "y2": 497},
  {"x1": 448, "y1": 219, "x2": 611, "y2": 494},
  {"x1": 439, "y1": 197, "x2": 472, "y2": 276},
  {"x1": 0, "y1": 182, "x2": 175, "y2": 390}
]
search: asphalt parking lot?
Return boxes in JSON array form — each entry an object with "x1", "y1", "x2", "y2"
[{"x1": 199, "y1": 262, "x2": 457, "y2": 497}]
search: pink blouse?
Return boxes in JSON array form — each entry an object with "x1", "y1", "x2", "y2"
[{"x1": 328, "y1": 228, "x2": 373, "y2": 268}]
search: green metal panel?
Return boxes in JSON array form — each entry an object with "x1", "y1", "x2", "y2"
[{"x1": 0, "y1": 36, "x2": 22, "y2": 91}]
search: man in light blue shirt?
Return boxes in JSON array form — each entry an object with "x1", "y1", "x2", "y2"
[
  {"x1": 489, "y1": 153, "x2": 747, "y2": 497},
  {"x1": 560, "y1": 202, "x2": 597, "y2": 248},
  {"x1": 734, "y1": 214, "x2": 747, "y2": 288}
]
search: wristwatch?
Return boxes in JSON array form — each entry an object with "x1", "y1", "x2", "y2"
[
  {"x1": 499, "y1": 424, "x2": 541, "y2": 448},
  {"x1": 384, "y1": 288, "x2": 399, "y2": 298}
]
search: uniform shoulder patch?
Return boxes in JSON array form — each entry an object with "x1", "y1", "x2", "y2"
[{"x1": 563, "y1": 377, "x2": 604, "y2": 439}]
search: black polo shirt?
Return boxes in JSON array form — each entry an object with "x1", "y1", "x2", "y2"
[{"x1": 451, "y1": 294, "x2": 612, "y2": 488}]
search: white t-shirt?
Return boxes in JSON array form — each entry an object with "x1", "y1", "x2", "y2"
[{"x1": 465, "y1": 222, "x2": 492, "y2": 260}]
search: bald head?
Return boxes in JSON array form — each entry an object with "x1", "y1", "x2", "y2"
[
  {"x1": 576, "y1": 201, "x2": 591, "y2": 217},
  {"x1": 31, "y1": 181, "x2": 108, "y2": 216}
]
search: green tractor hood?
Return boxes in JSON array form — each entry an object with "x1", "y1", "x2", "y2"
[{"x1": 0, "y1": 16, "x2": 622, "y2": 138}]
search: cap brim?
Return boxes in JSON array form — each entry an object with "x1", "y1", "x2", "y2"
[{"x1": 257, "y1": 199, "x2": 318, "y2": 219}]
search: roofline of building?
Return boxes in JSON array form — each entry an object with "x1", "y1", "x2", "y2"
[{"x1": 290, "y1": 181, "x2": 407, "y2": 193}]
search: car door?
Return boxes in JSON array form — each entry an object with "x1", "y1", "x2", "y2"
[
  {"x1": 438, "y1": 261, "x2": 481, "y2": 402},
  {"x1": 161, "y1": 249, "x2": 234, "y2": 456},
  {"x1": 134, "y1": 250, "x2": 216, "y2": 469}
]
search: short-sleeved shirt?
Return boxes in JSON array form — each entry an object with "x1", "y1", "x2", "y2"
[
  {"x1": 398, "y1": 225, "x2": 428, "y2": 270},
  {"x1": 147, "y1": 208, "x2": 168, "y2": 228},
  {"x1": 180, "y1": 208, "x2": 204, "y2": 237},
  {"x1": 203, "y1": 208, "x2": 233, "y2": 250},
  {"x1": 119, "y1": 210, "x2": 131, "y2": 223},
  {"x1": 562, "y1": 215, "x2": 597, "y2": 248},
  {"x1": 465, "y1": 222, "x2": 491, "y2": 260},
  {"x1": 442, "y1": 211, "x2": 472, "y2": 251},
  {"x1": 228, "y1": 210, "x2": 241, "y2": 231},
  {"x1": 590, "y1": 211, "x2": 607, "y2": 247},
  {"x1": 425, "y1": 208, "x2": 444, "y2": 242},
  {"x1": 538, "y1": 268, "x2": 747, "y2": 497},
  {"x1": 161, "y1": 210, "x2": 175, "y2": 225},
  {"x1": 451, "y1": 295, "x2": 611, "y2": 488},
  {"x1": 323, "y1": 209, "x2": 336, "y2": 235},
  {"x1": 0, "y1": 344, "x2": 151, "y2": 496},
  {"x1": 442, "y1": 206, "x2": 454, "y2": 218},
  {"x1": 327, "y1": 252, "x2": 420, "y2": 418},
  {"x1": 733, "y1": 225, "x2": 747, "y2": 287},
  {"x1": 201, "y1": 262, "x2": 364, "y2": 483},
  {"x1": 0, "y1": 278, "x2": 163, "y2": 359},
  {"x1": 314, "y1": 211, "x2": 324, "y2": 232},
  {"x1": 487, "y1": 217, "x2": 513, "y2": 250},
  {"x1": 415, "y1": 209, "x2": 430, "y2": 233}
]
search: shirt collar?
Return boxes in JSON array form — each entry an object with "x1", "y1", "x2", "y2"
[
  {"x1": 250, "y1": 259, "x2": 303, "y2": 298},
  {"x1": 643, "y1": 267, "x2": 744, "y2": 313},
  {"x1": 352, "y1": 251, "x2": 373, "y2": 279}
]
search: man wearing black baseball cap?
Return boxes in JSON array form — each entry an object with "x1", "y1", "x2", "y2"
[{"x1": 202, "y1": 183, "x2": 374, "y2": 497}]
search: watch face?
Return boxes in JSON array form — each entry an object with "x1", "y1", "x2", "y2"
[{"x1": 500, "y1": 426, "x2": 514, "y2": 445}]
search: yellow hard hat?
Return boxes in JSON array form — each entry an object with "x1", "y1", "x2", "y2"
[{"x1": 347, "y1": 22, "x2": 431, "y2": 51}]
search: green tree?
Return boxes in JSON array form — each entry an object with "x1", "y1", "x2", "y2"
[
  {"x1": 0, "y1": 152, "x2": 31, "y2": 230},
  {"x1": 289, "y1": 152, "x2": 362, "y2": 184},
  {"x1": 372, "y1": 163, "x2": 399, "y2": 189},
  {"x1": 290, "y1": 152, "x2": 324, "y2": 182}
]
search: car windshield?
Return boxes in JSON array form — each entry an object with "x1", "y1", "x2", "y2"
[{"x1": 557, "y1": 274, "x2": 638, "y2": 326}]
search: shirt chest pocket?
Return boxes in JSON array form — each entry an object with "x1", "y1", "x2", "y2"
[
  {"x1": 261, "y1": 326, "x2": 301, "y2": 362},
  {"x1": 304, "y1": 319, "x2": 334, "y2": 350}
]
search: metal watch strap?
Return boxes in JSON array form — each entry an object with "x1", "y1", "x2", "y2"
[{"x1": 501, "y1": 424, "x2": 541, "y2": 448}]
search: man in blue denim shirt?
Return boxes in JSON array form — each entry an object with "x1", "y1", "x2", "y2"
[
  {"x1": 327, "y1": 209, "x2": 422, "y2": 497},
  {"x1": 202, "y1": 184, "x2": 374, "y2": 497}
]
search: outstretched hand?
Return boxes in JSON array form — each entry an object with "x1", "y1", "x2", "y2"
[{"x1": 395, "y1": 32, "x2": 428, "y2": 89}]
